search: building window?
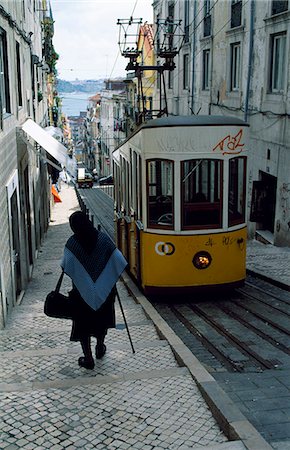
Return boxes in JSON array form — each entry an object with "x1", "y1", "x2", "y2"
[
  {"x1": 157, "y1": 62, "x2": 161, "y2": 90},
  {"x1": 231, "y1": 0, "x2": 242, "y2": 28},
  {"x1": 183, "y1": 54, "x2": 189, "y2": 89},
  {"x1": 168, "y1": 70, "x2": 173, "y2": 89},
  {"x1": 168, "y1": 1, "x2": 174, "y2": 49},
  {"x1": 156, "y1": 14, "x2": 161, "y2": 52},
  {"x1": 148, "y1": 96, "x2": 153, "y2": 118},
  {"x1": 270, "y1": 32, "x2": 286, "y2": 92},
  {"x1": 147, "y1": 159, "x2": 174, "y2": 228},
  {"x1": 230, "y1": 42, "x2": 241, "y2": 91},
  {"x1": 272, "y1": 0, "x2": 288, "y2": 15},
  {"x1": 181, "y1": 159, "x2": 223, "y2": 229},
  {"x1": 16, "y1": 42, "x2": 23, "y2": 107},
  {"x1": 184, "y1": 0, "x2": 190, "y2": 43},
  {"x1": 0, "y1": 28, "x2": 11, "y2": 120},
  {"x1": 202, "y1": 49, "x2": 210, "y2": 90},
  {"x1": 204, "y1": 0, "x2": 211, "y2": 37}
]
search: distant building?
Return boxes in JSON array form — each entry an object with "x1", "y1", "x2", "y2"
[
  {"x1": 136, "y1": 23, "x2": 155, "y2": 122},
  {"x1": 87, "y1": 93, "x2": 101, "y2": 174},
  {"x1": 68, "y1": 115, "x2": 86, "y2": 163},
  {"x1": 99, "y1": 79, "x2": 127, "y2": 176}
]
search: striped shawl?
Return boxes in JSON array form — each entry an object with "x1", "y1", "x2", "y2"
[{"x1": 61, "y1": 231, "x2": 127, "y2": 311}]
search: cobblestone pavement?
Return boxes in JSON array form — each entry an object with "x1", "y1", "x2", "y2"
[
  {"x1": 246, "y1": 239, "x2": 290, "y2": 288},
  {"x1": 226, "y1": 241, "x2": 290, "y2": 448},
  {"x1": 0, "y1": 185, "x2": 240, "y2": 450}
]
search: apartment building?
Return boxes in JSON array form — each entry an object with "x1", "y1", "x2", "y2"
[
  {"x1": 99, "y1": 80, "x2": 127, "y2": 176},
  {"x1": 153, "y1": 0, "x2": 290, "y2": 246},
  {"x1": 0, "y1": 1, "x2": 67, "y2": 328}
]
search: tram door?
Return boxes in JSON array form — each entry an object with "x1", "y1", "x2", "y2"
[
  {"x1": 10, "y1": 190, "x2": 22, "y2": 298},
  {"x1": 135, "y1": 223, "x2": 141, "y2": 285},
  {"x1": 129, "y1": 221, "x2": 141, "y2": 285}
]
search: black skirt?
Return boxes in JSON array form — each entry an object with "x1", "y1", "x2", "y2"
[{"x1": 69, "y1": 285, "x2": 116, "y2": 341}]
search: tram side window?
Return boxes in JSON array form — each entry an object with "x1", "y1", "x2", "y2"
[
  {"x1": 147, "y1": 159, "x2": 174, "y2": 228},
  {"x1": 181, "y1": 159, "x2": 222, "y2": 229},
  {"x1": 228, "y1": 156, "x2": 246, "y2": 226}
]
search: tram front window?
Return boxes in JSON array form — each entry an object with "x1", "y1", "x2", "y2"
[
  {"x1": 228, "y1": 156, "x2": 246, "y2": 226},
  {"x1": 147, "y1": 159, "x2": 174, "y2": 228},
  {"x1": 182, "y1": 159, "x2": 222, "y2": 229}
]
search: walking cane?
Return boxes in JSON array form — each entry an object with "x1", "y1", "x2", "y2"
[{"x1": 115, "y1": 287, "x2": 135, "y2": 354}]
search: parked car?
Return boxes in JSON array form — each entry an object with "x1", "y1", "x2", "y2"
[{"x1": 98, "y1": 174, "x2": 114, "y2": 185}]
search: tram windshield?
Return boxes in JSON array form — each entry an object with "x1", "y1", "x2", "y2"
[
  {"x1": 181, "y1": 159, "x2": 223, "y2": 229},
  {"x1": 228, "y1": 156, "x2": 246, "y2": 226},
  {"x1": 147, "y1": 159, "x2": 174, "y2": 228}
]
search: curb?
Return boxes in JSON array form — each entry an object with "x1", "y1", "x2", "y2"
[{"x1": 122, "y1": 273, "x2": 273, "y2": 450}]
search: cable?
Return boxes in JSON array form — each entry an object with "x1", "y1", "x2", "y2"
[
  {"x1": 140, "y1": 0, "x2": 221, "y2": 99},
  {"x1": 142, "y1": 0, "x2": 248, "y2": 100},
  {"x1": 131, "y1": 0, "x2": 139, "y2": 17},
  {"x1": 109, "y1": 0, "x2": 140, "y2": 79},
  {"x1": 125, "y1": 0, "x2": 287, "y2": 123},
  {"x1": 108, "y1": 51, "x2": 121, "y2": 80}
]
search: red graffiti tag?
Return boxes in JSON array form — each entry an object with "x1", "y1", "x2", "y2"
[{"x1": 212, "y1": 129, "x2": 244, "y2": 155}]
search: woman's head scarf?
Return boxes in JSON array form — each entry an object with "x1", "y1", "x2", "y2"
[{"x1": 69, "y1": 211, "x2": 97, "y2": 252}]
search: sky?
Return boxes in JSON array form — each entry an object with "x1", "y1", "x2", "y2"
[{"x1": 50, "y1": 0, "x2": 153, "y2": 81}]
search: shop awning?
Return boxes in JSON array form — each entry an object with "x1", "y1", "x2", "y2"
[{"x1": 22, "y1": 119, "x2": 68, "y2": 170}]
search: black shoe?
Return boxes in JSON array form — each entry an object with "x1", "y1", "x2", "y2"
[
  {"x1": 95, "y1": 343, "x2": 106, "y2": 359},
  {"x1": 78, "y1": 357, "x2": 95, "y2": 370}
]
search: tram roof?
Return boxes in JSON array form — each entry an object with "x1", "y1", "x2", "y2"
[
  {"x1": 113, "y1": 115, "x2": 249, "y2": 154},
  {"x1": 141, "y1": 115, "x2": 249, "y2": 129}
]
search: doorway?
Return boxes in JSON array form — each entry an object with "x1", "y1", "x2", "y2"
[
  {"x1": 24, "y1": 166, "x2": 33, "y2": 265},
  {"x1": 250, "y1": 171, "x2": 277, "y2": 233},
  {"x1": 10, "y1": 190, "x2": 22, "y2": 297}
]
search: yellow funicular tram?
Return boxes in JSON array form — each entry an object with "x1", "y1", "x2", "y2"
[{"x1": 113, "y1": 115, "x2": 249, "y2": 294}]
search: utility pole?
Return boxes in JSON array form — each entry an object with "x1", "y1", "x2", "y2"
[{"x1": 117, "y1": 15, "x2": 184, "y2": 124}]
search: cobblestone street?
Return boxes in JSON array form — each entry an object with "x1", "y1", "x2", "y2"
[{"x1": 0, "y1": 185, "x2": 240, "y2": 450}]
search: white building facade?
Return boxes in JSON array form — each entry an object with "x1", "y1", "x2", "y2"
[
  {"x1": 0, "y1": 0, "x2": 60, "y2": 328},
  {"x1": 153, "y1": 0, "x2": 290, "y2": 246},
  {"x1": 99, "y1": 80, "x2": 127, "y2": 176}
]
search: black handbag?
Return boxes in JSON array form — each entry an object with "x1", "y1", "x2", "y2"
[{"x1": 44, "y1": 271, "x2": 74, "y2": 319}]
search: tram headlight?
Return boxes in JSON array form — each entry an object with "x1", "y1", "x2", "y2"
[{"x1": 192, "y1": 251, "x2": 212, "y2": 269}]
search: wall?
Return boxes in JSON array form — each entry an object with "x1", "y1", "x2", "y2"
[
  {"x1": 0, "y1": 0, "x2": 50, "y2": 328},
  {"x1": 152, "y1": 0, "x2": 290, "y2": 246}
]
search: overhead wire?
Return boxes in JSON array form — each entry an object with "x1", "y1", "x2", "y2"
[
  {"x1": 108, "y1": 0, "x2": 140, "y2": 79},
  {"x1": 140, "y1": 0, "x2": 220, "y2": 99},
  {"x1": 121, "y1": 0, "x2": 290, "y2": 123}
]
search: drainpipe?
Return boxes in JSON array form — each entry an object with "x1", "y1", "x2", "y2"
[
  {"x1": 244, "y1": 0, "x2": 255, "y2": 122},
  {"x1": 191, "y1": 0, "x2": 197, "y2": 114}
]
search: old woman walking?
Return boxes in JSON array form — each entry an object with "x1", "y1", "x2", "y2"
[{"x1": 61, "y1": 211, "x2": 127, "y2": 369}]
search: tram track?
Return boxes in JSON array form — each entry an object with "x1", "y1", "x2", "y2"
[
  {"x1": 77, "y1": 186, "x2": 290, "y2": 375},
  {"x1": 77, "y1": 186, "x2": 115, "y2": 238},
  {"x1": 239, "y1": 283, "x2": 290, "y2": 315},
  {"x1": 232, "y1": 294, "x2": 290, "y2": 336},
  {"x1": 245, "y1": 279, "x2": 290, "y2": 305},
  {"x1": 217, "y1": 302, "x2": 290, "y2": 356},
  {"x1": 158, "y1": 287, "x2": 290, "y2": 373},
  {"x1": 188, "y1": 303, "x2": 277, "y2": 371},
  {"x1": 151, "y1": 280, "x2": 290, "y2": 373}
]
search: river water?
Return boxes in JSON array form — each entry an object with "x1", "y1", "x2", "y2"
[{"x1": 59, "y1": 91, "x2": 96, "y2": 117}]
